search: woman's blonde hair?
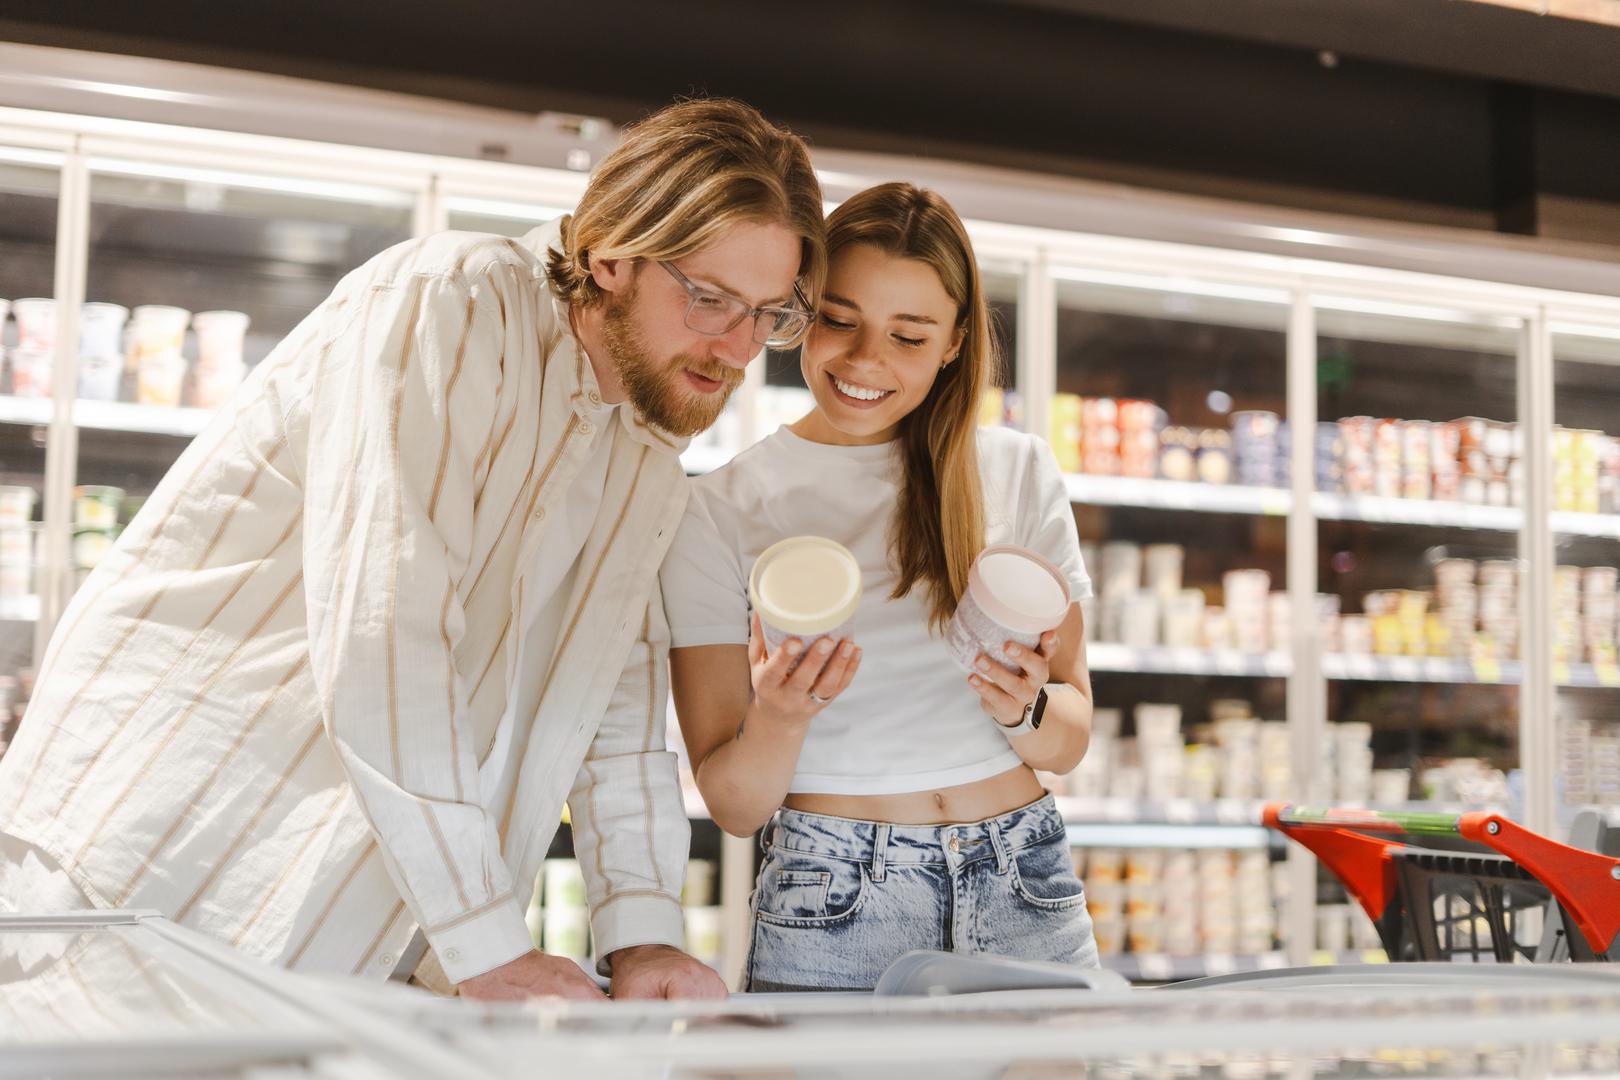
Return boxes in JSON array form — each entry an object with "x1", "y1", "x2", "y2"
[
  {"x1": 824, "y1": 182, "x2": 995, "y2": 634},
  {"x1": 547, "y1": 99, "x2": 826, "y2": 308}
]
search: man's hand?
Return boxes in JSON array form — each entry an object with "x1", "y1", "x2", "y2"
[
  {"x1": 457, "y1": 950, "x2": 606, "y2": 1002},
  {"x1": 608, "y1": 943, "x2": 728, "y2": 1001}
]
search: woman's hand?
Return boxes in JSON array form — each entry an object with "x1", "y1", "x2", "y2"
[
  {"x1": 968, "y1": 630, "x2": 1057, "y2": 728},
  {"x1": 747, "y1": 612, "x2": 861, "y2": 727}
]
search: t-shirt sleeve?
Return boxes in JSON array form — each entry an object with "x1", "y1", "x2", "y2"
[
  {"x1": 1016, "y1": 434, "x2": 1093, "y2": 602},
  {"x1": 659, "y1": 486, "x2": 751, "y2": 648}
]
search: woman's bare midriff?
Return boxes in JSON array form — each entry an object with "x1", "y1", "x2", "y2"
[{"x1": 783, "y1": 765, "x2": 1046, "y2": 825}]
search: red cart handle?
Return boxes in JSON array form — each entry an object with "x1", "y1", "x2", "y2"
[
  {"x1": 1459, "y1": 812, "x2": 1620, "y2": 958},
  {"x1": 1262, "y1": 803, "x2": 1402, "y2": 925}
]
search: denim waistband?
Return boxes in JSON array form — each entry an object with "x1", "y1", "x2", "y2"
[{"x1": 766, "y1": 794, "x2": 1067, "y2": 869}]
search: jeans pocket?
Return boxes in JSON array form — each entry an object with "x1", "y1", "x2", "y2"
[
  {"x1": 755, "y1": 855, "x2": 867, "y2": 927},
  {"x1": 1009, "y1": 837, "x2": 1088, "y2": 911}
]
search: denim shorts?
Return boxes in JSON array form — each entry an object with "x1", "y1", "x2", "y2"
[{"x1": 744, "y1": 794, "x2": 1099, "y2": 992}]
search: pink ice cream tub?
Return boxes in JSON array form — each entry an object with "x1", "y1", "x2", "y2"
[{"x1": 945, "y1": 544, "x2": 1071, "y2": 675}]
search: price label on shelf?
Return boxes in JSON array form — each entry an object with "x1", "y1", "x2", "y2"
[
  {"x1": 1553, "y1": 662, "x2": 1572, "y2": 687},
  {"x1": 1472, "y1": 656, "x2": 1502, "y2": 684},
  {"x1": 1103, "y1": 797, "x2": 1136, "y2": 823},
  {"x1": 1259, "y1": 492, "x2": 1290, "y2": 516},
  {"x1": 1597, "y1": 663, "x2": 1620, "y2": 688},
  {"x1": 1203, "y1": 953, "x2": 1237, "y2": 976},
  {"x1": 1215, "y1": 651, "x2": 1249, "y2": 676}
]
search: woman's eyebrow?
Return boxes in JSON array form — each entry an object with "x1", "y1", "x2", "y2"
[{"x1": 823, "y1": 292, "x2": 939, "y2": 325}]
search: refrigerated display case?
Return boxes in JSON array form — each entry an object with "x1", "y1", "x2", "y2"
[
  {"x1": 4, "y1": 46, "x2": 1620, "y2": 982},
  {"x1": 0, "y1": 150, "x2": 62, "y2": 760},
  {"x1": 1549, "y1": 326, "x2": 1620, "y2": 828}
]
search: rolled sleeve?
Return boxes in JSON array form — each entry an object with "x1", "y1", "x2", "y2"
[
  {"x1": 567, "y1": 600, "x2": 693, "y2": 975},
  {"x1": 422, "y1": 894, "x2": 536, "y2": 984}
]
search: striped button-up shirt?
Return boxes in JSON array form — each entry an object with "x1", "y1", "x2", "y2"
[{"x1": 0, "y1": 222, "x2": 695, "y2": 985}]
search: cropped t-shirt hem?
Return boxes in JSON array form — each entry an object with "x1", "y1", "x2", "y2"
[{"x1": 788, "y1": 750, "x2": 1025, "y2": 796}]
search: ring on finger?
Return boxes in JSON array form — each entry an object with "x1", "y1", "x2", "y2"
[{"x1": 808, "y1": 691, "x2": 832, "y2": 705}]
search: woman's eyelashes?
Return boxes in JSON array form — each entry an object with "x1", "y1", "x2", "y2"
[{"x1": 817, "y1": 312, "x2": 927, "y2": 349}]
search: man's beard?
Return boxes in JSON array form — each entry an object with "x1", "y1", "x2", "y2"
[{"x1": 599, "y1": 281, "x2": 744, "y2": 437}]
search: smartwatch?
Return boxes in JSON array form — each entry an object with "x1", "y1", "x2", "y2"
[{"x1": 997, "y1": 684, "x2": 1049, "y2": 737}]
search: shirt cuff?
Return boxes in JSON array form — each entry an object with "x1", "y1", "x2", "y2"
[
  {"x1": 422, "y1": 893, "x2": 535, "y2": 985},
  {"x1": 588, "y1": 893, "x2": 687, "y2": 977}
]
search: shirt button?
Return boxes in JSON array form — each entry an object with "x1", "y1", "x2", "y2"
[
  {"x1": 444, "y1": 947, "x2": 462, "y2": 964},
  {"x1": 533, "y1": 506, "x2": 546, "y2": 521},
  {"x1": 378, "y1": 952, "x2": 396, "y2": 969},
  {"x1": 587, "y1": 389, "x2": 602, "y2": 406},
  {"x1": 578, "y1": 419, "x2": 594, "y2": 436}
]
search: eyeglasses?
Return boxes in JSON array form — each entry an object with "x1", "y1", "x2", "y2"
[{"x1": 657, "y1": 260, "x2": 813, "y2": 350}]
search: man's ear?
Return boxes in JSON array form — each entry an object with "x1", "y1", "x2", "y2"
[{"x1": 590, "y1": 254, "x2": 637, "y2": 296}]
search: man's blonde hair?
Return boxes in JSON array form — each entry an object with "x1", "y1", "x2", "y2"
[{"x1": 547, "y1": 99, "x2": 825, "y2": 308}]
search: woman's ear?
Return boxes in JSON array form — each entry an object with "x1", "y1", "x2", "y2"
[{"x1": 942, "y1": 326, "x2": 966, "y2": 366}]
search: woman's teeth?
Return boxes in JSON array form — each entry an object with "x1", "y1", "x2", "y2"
[{"x1": 833, "y1": 376, "x2": 893, "y2": 402}]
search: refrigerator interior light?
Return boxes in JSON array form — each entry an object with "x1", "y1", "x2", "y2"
[
  {"x1": 0, "y1": 145, "x2": 65, "y2": 169},
  {"x1": 1048, "y1": 264, "x2": 1289, "y2": 306},
  {"x1": 1550, "y1": 321, "x2": 1620, "y2": 344},
  {"x1": 443, "y1": 195, "x2": 574, "y2": 224},
  {"x1": 86, "y1": 156, "x2": 416, "y2": 206},
  {"x1": 1311, "y1": 294, "x2": 1520, "y2": 327},
  {"x1": 27, "y1": 76, "x2": 213, "y2": 107}
]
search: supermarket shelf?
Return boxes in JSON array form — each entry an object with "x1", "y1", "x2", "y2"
[
  {"x1": 0, "y1": 394, "x2": 218, "y2": 437},
  {"x1": 1311, "y1": 491, "x2": 1520, "y2": 532},
  {"x1": 1088, "y1": 644, "x2": 1617, "y2": 687},
  {"x1": 1088, "y1": 642, "x2": 1291, "y2": 678},
  {"x1": 1065, "y1": 473, "x2": 1289, "y2": 516},
  {"x1": 0, "y1": 594, "x2": 39, "y2": 622},
  {"x1": 73, "y1": 399, "x2": 215, "y2": 438},
  {"x1": 1104, "y1": 950, "x2": 1388, "y2": 983},
  {"x1": 1067, "y1": 822, "x2": 1275, "y2": 850},
  {"x1": 0, "y1": 394, "x2": 51, "y2": 427},
  {"x1": 1063, "y1": 470, "x2": 1620, "y2": 539},
  {"x1": 1551, "y1": 510, "x2": 1620, "y2": 539},
  {"x1": 1057, "y1": 797, "x2": 1276, "y2": 850}
]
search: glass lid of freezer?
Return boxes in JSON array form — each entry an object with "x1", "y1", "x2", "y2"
[
  {"x1": 360, "y1": 966, "x2": 1620, "y2": 1079},
  {"x1": 0, "y1": 916, "x2": 341, "y2": 1078}
]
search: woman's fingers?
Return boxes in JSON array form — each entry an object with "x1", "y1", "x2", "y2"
[{"x1": 808, "y1": 640, "x2": 858, "y2": 701}]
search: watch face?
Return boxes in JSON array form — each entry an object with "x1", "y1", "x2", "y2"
[{"x1": 1029, "y1": 686, "x2": 1049, "y2": 729}]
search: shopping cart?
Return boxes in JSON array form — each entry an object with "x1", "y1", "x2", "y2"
[{"x1": 1264, "y1": 804, "x2": 1620, "y2": 963}]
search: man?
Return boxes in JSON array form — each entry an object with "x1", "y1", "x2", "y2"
[{"x1": 0, "y1": 98, "x2": 825, "y2": 1002}]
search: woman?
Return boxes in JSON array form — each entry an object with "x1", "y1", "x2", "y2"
[{"x1": 660, "y1": 182, "x2": 1098, "y2": 992}]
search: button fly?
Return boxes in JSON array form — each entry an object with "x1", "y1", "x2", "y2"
[{"x1": 948, "y1": 835, "x2": 961, "y2": 854}]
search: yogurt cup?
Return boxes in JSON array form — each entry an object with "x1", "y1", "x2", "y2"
[
  {"x1": 748, "y1": 535, "x2": 862, "y2": 656},
  {"x1": 192, "y1": 309, "x2": 250, "y2": 369},
  {"x1": 137, "y1": 349, "x2": 187, "y2": 407},
  {"x1": 78, "y1": 351, "x2": 123, "y2": 402},
  {"x1": 73, "y1": 486, "x2": 123, "y2": 529},
  {"x1": 192, "y1": 358, "x2": 245, "y2": 409},
  {"x1": 131, "y1": 305, "x2": 191, "y2": 357},
  {"x1": 12, "y1": 298, "x2": 54, "y2": 352},
  {"x1": 0, "y1": 486, "x2": 36, "y2": 526},
  {"x1": 79, "y1": 303, "x2": 129, "y2": 358},
  {"x1": 945, "y1": 544, "x2": 1071, "y2": 674},
  {"x1": 8, "y1": 346, "x2": 52, "y2": 398}
]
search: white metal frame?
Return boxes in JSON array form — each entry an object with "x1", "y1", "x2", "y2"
[{"x1": 4, "y1": 93, "x2": 1620, "y2": 973}]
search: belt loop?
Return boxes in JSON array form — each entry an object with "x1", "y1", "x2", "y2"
[
  {"x1": 871, "y1": 823, "x2": 891, "y2": 882},
  {"x1": 759, "y1": 814, "x2": 777, "y2": 856},
  {"x1": 987, "y1": 819, "x2": 1011, "y2": 875}
]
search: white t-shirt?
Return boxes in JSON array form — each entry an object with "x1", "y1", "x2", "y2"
[{"x1": 660, "y1": 424, "x2": 1091, "y2": 795}]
